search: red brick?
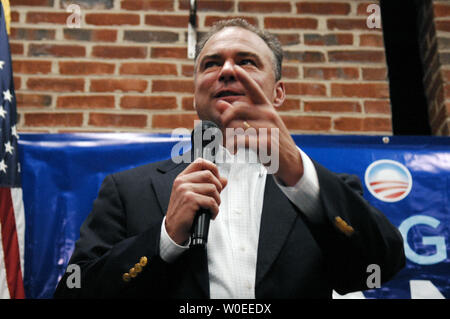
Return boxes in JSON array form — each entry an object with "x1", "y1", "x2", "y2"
[
  {"x1": 328, "y1": 50, "x2": 385, "y2": 63},
  {"x1": 85, "y1": 13, "x2": 140, "y2": 26},
  {"x1": 27, "y1": 78, "x2": 84, "y2": 92},
  {"x1": 304, "y1": 33, "x2": 353, "y2": 46},
  {"x1": 327, "y1": 19, "x2": 369, "y2": 30},
  {"x1": 278, "y1": 99, "x2": 300, "y2": 111},
  {"x1": 205, "y1": 16, "x2": 258, "y2": 27},
  {"x1": 182, "y1": 97, "x2": 194, "y2": 110},
  {"x1": 182, "y1": 64, "x2": 195, "y2": 77},
  {"x1": 151, "y1": 47, "x2": 187, "y2": 59},
  {"x1": 356, "y1": 2, "x2": 378, "y2": 15},
  {"x1": 282, "y1": 66, "x2": 299, "y2": 79},
  {"x1": 57, "y1": 96, "x2": 115, "y2": 109},
  {"x1": 360, "y1": 34, "x2": 384, "y2": 47},
  {"x1": 92, "y1": 30, "x2": 118, "y2": 42},
  {"x1": 90, "y1": 79, "x2": 148, "y2": 93},
  {"x1": 12, "y1": 60, "x2": 52, "y2": 74},
  {"x1": 334, "y1": 117, "x2": 392, "y2": 132},
  {"x1": 121, "y1": 0, "x2": 174, "y2": 11},
  {"x1": 152, "y1": 113, "x2": 199, "y2": 129},
  {"x1": 275, "y1": 33, "x2": 301, "y2": 46},
  {"x1": 152, "y1": 80, "x2": 194, "y2": 93},
  {"x1": 331, "y1": 83, "x2": 389, "y2": 98},
  {"x1": 26, "y1": 12, "x2": 69, "y2": 24},
  {"x1": 10, "y1": 43, "x2": 24, "y2": 55},
  {"x1": 14, "y1": 77, "x2": 21, "y2": 90},
  {"x1": 16, "y1": 94, "x2": 52, "y2": 108},
  {"x1": 179, "y1": 0, "x2": 234, "y2": 11},
  {"x1": 434, "y1": 3, "x2": 450, "y2": 17},
  {"x1": 264, "y1": 17, "x2": 317, "y2": 29},
  {"x1": 28, "y1": 44, "x2": 86, "y2": 57},
  {"x1": 92, "y1": 46, "x2": 147, "y2": 59},
  {"x1": 60, "y1": 0, "x2": 113, "y2": 9},
  {"x1": 25, "y1": 113, "x2": 83, "y2": 127},
  {"x1": 59, "y1": 62, "x2": 115, "y2": 75},
  {"x1": 14, "y1": 0, "x2": 53, "y2": 6},
  {"x1": 281, "y1": 115, "x2": 331, "y2": 131},
  {"x1": 284, "y1": 82, "x2": 327, "y2": 96},
  {"x1": 10, "y1": 28, "x2": 56, "y2": 41},
  {"x1": 436, "y1": 21, "x2": 450, "y2": 32},
  {"x1": 119, "y1": 63, "x2": 177, "y2": 75},
  {"x1": 283, "y1": 51, "x2": 325, "y2": 63},
  {"x1": 239, "y1": 2, "x2": 291, "y2": 13},
  {"x1": 11, "y1": 11, "x2": 19, "y2": 22},
  {"x1": 89, "y1": 113, "x2": 148, "y2": 128},
  {"x1": 145, "y1": 14, "x2": 189, "y2": 27},
  {"x1": 304, "y1": 101, "x2": 361, "y2": 113},
  {"x1": 304, "y1": 67, "x2": 359, "y2": 80},
  {"x1": 296, "y1": 2, "x2": 350, "y2": 15},
  {"x1": 362, "y1": 68, "x2": 387, "y2": 81},
  {"x1": 63, "y1": 29, "x2": 117, "y2": 42},
  {"x1": 364, "y1": 100, "x2": 391, "y2": 114},
  {"x1": 121, "y1": 96, "x2": 177, "y2": 110}
]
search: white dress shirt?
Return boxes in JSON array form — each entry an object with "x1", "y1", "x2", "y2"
[{"x1": 159, "y1": 146, "x2": 322, "y2": 298}]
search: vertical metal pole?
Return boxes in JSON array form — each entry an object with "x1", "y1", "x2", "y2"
[{"x1": 187, "y1": 0, "x2": 197, "y2": 59}]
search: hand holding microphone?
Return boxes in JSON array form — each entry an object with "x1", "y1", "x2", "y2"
[{"x1": 164, "y1": 121, "x2": 227, "y2": 247}]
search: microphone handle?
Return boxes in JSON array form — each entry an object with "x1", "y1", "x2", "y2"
[{"x1": 190, "y1": 208, "x2": 211, "y2": 247}]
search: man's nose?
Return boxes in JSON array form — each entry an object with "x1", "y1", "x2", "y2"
[{"x1": 218, "y1": 60, "x2": 236, "y2": 82}]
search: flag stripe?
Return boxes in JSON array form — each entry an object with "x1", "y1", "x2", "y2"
[
  {"x1": 0, "y1": 224, "x2": 11, "y2": 298},
  {"x1": 11, "y1": 188, "x2": 25, "y2": 275},
  {"x1": 0, "y1": 187, "x2": 25, "y2": 298}
]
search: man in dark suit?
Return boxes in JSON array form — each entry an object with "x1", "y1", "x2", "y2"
[{"x1": 54, "y1": 19, "x2": 405, "y2": 299}]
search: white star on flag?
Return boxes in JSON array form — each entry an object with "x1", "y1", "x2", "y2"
[
  {"x1": 3, "y1": 89, "x2": 13, "y2": 102},
  {"x1": 0, "y1": 159, "x2": 7, "y2": 173},
  {"x1": 0, "y1": 60, "x2": 4, "y2": 69},
  {"x1": 0, "y1": 106, "x2": 6, "y2": 118},
  {"x1": 11, "y1": 125, "x2": 19, "y2": 139},
  {"x1": 4, "y1": 141, "x2": 13, "y2": 155}
]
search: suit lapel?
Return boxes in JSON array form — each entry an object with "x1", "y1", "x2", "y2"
[
  {"x1": 152, "y1": 156, "x2": 210, "y2": 298},
  {"x1": 152, "y1": 158, "x2": 188, "y2": 216},
  {"x1": 255, "y1": 175, "x2": 298, "y2": 288}
]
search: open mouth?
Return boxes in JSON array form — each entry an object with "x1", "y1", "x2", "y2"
[{"x1": 214, "y1": 90, "x2": 245, "y2": 98}]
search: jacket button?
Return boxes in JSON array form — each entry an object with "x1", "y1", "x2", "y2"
[
  {"x1": 134, "y1": 263, "x2": 142, "y2": 273},
  {"x1": 139, "y1": 256, "x2": 148, "y2": 267},
  {"x1": 129, "y1": 267, "x2": 137, "y2": 278},
  {"x1": 122, "y1": 273, "x2": 131, "y2": 282}
]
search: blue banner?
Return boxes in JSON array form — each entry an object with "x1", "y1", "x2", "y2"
[{"x1": 18, "y1": 134, "x2": 450, "y2": 299}]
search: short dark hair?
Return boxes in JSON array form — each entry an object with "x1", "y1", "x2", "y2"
[{"x1": 194, "y1": 18, "x2": 284, "y2": 81}]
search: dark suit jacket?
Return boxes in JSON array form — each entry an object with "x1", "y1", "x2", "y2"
[{"x1": 54, "y1": 157, "x2": 405, "y2": 299}]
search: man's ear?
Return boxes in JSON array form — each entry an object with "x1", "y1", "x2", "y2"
[{"x1": 273, "y1": 81, "x2": 286, "y2": 108}]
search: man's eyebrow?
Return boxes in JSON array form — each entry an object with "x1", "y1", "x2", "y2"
[
  {"x1": 236, "y1": 51, "x2": 260, "y2": 60},
  {"x1": 199, "y1": 54, "x2": 221, "y2": 64},
  {"x1": 199, "y1": 52, "x2": 262, "y2": 64}
]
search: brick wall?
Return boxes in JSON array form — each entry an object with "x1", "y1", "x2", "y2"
[
  {"x1": 9, "y1": 0, "x2": 391, "y2": 134},
  {"x1": 418, "y1": 0, "x2": 450, "y2": 136}
]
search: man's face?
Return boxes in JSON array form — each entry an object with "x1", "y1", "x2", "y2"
[{"x1": 194, "y1": 27, "x2": 283, "y2": 127}]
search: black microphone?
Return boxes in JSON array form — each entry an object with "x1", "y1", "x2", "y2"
[{"x1": 190, "y1": 120, "x2": 221, "y2": 248}]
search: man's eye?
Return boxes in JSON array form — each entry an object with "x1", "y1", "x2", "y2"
[
  {"x1": 204, "y1": 61, "x2": 220, "y2": 69},
  {"x1": 239, "y1": 59, "x2": 256, "y2": 66}
]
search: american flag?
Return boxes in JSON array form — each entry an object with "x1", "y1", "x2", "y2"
[{"x1": 0, "y1": 1, "x2": 25, "y2": 299}]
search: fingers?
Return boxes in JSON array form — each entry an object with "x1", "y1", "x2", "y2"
[
  {"x1": 182, "y1": 158, "x2": 220, "y2": 179},
  {"x1": 234, "y1": 65, "x2": 271, "y2": 106},
  {"x1": 220, "y1": 102, "x2": 276, "y2": 130}
]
